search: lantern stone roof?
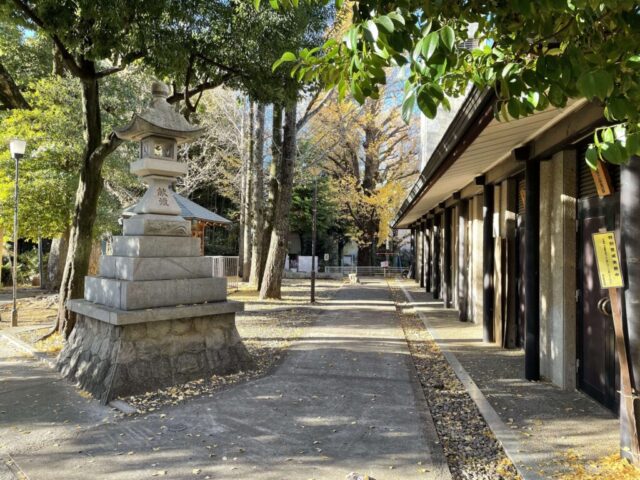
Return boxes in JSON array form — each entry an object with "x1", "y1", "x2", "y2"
[
  {"x1": 123, "y1": 192, "x2": 232, "y2": 225},
  {"x1": 115, "y1": 82, "x2": 204, "y2": 144}
]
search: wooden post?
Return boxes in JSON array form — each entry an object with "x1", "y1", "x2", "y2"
[
  {"x1": 525, "y1": 159, "x2": 540, "y2": 381},
  {"x1": 610, "y1": 285, "x2": 640, "y2": 461},
  {"x1": 458, "y1": 201, "x2": 469, "y2": 322},
  {"x1": 419, "y1": 221, "x2": 425, "y2": 288},
  {"x1": 409, "y1": 226, "x2": 417, "y2": 279},
  {"x1": 425, "y1": 217, "x2": 432, "y2": 293},
  {"x1": 483, "y1": 184, "x2": 495, "y2": 343}
]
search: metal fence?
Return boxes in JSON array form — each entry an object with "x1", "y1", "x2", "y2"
[
  {"x1": 324, "y1": 265, "x2": 407, "y2": 278},
  {"x1": 209, "y1": 256, "x2": 240, "y2": 291}
]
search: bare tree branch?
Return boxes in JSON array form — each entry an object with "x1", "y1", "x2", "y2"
[{"x1": 297, "y1": 88, "x2": 334, "y2": 130}]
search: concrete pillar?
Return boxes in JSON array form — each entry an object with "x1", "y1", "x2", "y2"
[
  {"x1": 493, "y1": 184, "x2": 503, "y2": 345},
  {"x1": 433, "y1": 214, "x2": 441, "y2": 299},
  {"x1": 452, "y1": 206, "x2": 459, "y2": 308},
  {"x1": 471, "y1": 195, "x2": 484, "y2": 324},
  {"x1": 443, "y1": 208, "x2": 453, "y2": 307},
  {"x1": 538, "y1": 150, "x2": 576, "y2": 388}
]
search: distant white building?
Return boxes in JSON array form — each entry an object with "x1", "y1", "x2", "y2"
[{"x1": 419, "y1": 94, "x2": 468, "y2": 171}]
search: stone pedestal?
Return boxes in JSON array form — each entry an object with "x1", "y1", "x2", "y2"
[
  {"x1": 57, "y1": 301, "x2": 251, "y2": 403},
  {"x1": 57, "y1": 233, "x2": 252, "y2": 403}
]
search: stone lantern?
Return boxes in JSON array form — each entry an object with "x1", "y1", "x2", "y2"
[
  {"x1": 56, "y1": 82, "x2": 251, "y2": 403},
  {"x1": 115, "y1": 82, "x2": 202, "y2": 234}
]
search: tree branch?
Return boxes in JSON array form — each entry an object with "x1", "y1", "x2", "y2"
[
  {"x1": 166, "y1": 74, "x2": 233, "y2": 105},
  {"x1": 297, "y1": 88, "x2": 334, "y2": 130},
  {"x1": 95, "y1": 51, "x2": 146, "y2": 79},
  {"x1": 196, "y1": 53, "x2": 244, "y2": 76},
  {"x1": 0, "y1": 62, "x2": 29, "y2": 110},
  {"x1": 12, "y1": 0, "x2": 84, "y2": 78},
  {"x1": 90, "y1": 131, "x2": 124, "y2": 163}
]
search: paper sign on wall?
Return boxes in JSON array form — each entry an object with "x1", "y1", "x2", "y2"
[{"x1": 592, "y1": 231, "x2": 624, "y2": 288}]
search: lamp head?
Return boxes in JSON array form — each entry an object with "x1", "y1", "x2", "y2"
[{"x1": 9, "y1": 139, "x2": 26, "y2": 158}]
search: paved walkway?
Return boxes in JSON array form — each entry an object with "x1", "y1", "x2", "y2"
[
  {"x1": 399, "y1": 280, "x2": 619, "y2": 479},
  {"x1": 1, "y1": 280, "x2": 450, "y2": 479}
]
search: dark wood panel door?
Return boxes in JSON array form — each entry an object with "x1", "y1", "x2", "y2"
[{"x1": 578, "y1": 198, "x2": 619, "y2": 413}]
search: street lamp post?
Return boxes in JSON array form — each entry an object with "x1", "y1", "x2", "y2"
[
  {"x1": 311, "y1": 175, "x2": 318, "y2": 304},
  {"x1": 9, "y1": 139, "x2": 26, "y2": 327}
]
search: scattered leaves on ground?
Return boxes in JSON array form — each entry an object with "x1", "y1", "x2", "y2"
[
  {"x1": 0, "y1": 293, "x2": 57, "y2": 329},
  {"x1": 11, "y1": 327, "x2": 63, "y2": 357},
  {"x1": 555, "y1": 451, "x2": 640, "y2": 479},
  {"x1": 120, "y1": 279, "x2": 335, "y2": 413},
  {"x1": 389, "y1": 282, "x2": 520, "y2": 480}
]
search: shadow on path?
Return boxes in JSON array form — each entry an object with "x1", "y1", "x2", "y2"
[{"x1": 4, "y1": 281, "x2": 451, "y2": 480}]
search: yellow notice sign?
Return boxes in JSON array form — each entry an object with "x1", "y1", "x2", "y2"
[{"x1": 592, "y1": 232, "x2": 624, "y2": 288}]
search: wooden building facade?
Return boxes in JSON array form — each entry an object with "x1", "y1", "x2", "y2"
[{"x1": 395, "y1": 87, "x2": 640, "y2": 461}]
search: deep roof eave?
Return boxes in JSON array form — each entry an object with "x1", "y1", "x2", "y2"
[{"x1": 393, "y1": 87, "x2": 496, "y2": 229}]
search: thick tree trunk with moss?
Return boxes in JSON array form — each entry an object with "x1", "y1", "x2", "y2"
[
  {"x1": 47, "y1": 226, "x2": 70, "y2": 290},
  {"x1": 259, "y1": 102, "x2": 296, "y2": 299},
  {"x1": 248, "y1": 103, "x2": 265, "y2": 288},
  {"x1": 56, "y1": 72, "x2": 121, "y2": 338}
]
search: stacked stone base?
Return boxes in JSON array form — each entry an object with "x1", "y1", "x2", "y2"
[{"x1": 57, "y1": 312, "x2": 252, "y2": 403}]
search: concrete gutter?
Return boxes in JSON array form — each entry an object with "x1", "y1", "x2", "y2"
[{"x1": 399, "y1": 284, "x2": 546, "y2": 480}]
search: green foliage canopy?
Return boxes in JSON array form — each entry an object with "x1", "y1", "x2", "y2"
[
  {"x1": 0, "y1": 67, "x2": 149, "y2": 240},
  {"x1": 269, "y1": 0, "x2": 640, "y2": 166}
]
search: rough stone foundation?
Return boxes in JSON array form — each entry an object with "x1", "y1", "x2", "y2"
[{"x1": 57, "y1": 313, "x2": 253, "y2": 403}]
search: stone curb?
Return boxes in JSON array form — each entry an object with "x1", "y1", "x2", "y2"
[
  {"x1": 399, "y1": 284, "x2": 545, "y2": 480},
  {"x1": 3, "y1": 453, "x2": 26, "y2": 480},
  {"x1": 0, "y1": 330, "x2": 56, "y2": 370}
]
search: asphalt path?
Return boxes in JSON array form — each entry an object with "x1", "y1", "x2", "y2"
[{"x1": 1, "y1": 280, "x2": 450, "y2": 479}]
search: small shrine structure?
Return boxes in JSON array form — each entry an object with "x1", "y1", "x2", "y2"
[
  {"x1": 123, "y1": 192, "x2": 233, "y2": 255},
  {"x1": 56, "y1": 82, "x2": 251, "y2": 402}
]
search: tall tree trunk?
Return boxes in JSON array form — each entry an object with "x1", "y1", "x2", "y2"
[
  {"x1": 241, "y1": 101, "x2": 254, "y2": 282},
  {"x1": 238, "y1": 104, "x2": 246, "y2": 277},
  {"x1": 56, "y1": 72, "x2": 121, "y2": 338},
  {"x1": 358, "y1": 243, "x2": 372, "y2": 266},
  {"x1": 259, "y1": 104, "x2": 283, "y2": 287},
  {"x1": 357, "y1": 221, "x2": 378, "y2": 266},
  {"x1": 259, "y1": 102, "x2": 297, "y2": 299},
  {"x1": 248, "y1": 103, "x2": 265, "y2": 288},
  {"x1": 47, "y1": 226, "x2": 70, "y2": 290}
]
